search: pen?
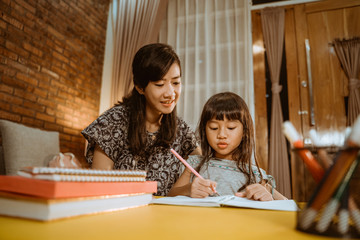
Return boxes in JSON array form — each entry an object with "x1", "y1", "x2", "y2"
[{"x1": 170, "y1": 148, "x2": 218, "y2": 195}]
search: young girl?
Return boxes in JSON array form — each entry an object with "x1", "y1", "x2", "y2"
[
  {"x1": 168, "y1": 92, "x2": 287, "y2": 201},
  {"x1": 82, "y1": 43, "x2": 200, "y2": 196}
]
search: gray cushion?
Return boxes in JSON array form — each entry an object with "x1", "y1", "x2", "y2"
[{"x1": 0, "y1": 120, "x2": 60, "y2": 175}]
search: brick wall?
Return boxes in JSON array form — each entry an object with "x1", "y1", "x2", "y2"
[{"x1": 0, "y1": 0, "x2": 110, "y2": 165}]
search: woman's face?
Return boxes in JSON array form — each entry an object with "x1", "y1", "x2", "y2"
[
  {"x1": 205, "y1": 117, "x2": 244, "y2": 160},
  {"x1": 142, "y1": 63, "x2": 181, "y2": 117}
]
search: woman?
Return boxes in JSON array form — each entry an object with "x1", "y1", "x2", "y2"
[{"x1": 82, "y1": 43, "x2": 200, "y2": 196}]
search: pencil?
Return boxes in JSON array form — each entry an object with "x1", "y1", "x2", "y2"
[
  {"x1": 300, "y1": 147, "x2": 359, "y2": 230},
  {"x1": 170, "y1": 148, "x2": 218, "y2": 195},
  {"x1": 299, "y1": 116, "x2": 360, "y2": 230},
  {"x1": 308, "y1": 129, "x2": 333, "y2": 168},
  {"x1": 338, "y1": 188, "x2": 350, "y2": 235},
  {"x1": 282, "y1": 121, "x2": 324, "y2": 182},
  {"x1": 315, "y1": 157, "x2": 358, "y2": 232},
  {"x1": 349, "y1": 197, "x2": 360, "y2": 233},
  {"x1": 307, "y1": 134, "x2": 360, "y2": 235}
]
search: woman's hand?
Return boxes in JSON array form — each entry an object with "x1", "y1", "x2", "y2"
[
  {"x1": 190, "y1": 177, "x2": 217, "y2": 198},
  {"x1": 235, "y1": 183, "x2": 273, "y2": 201}
]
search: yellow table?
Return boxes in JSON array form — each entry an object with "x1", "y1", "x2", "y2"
[{"x1": 0, "y1": 204, "x2": 346, "y2": 240}]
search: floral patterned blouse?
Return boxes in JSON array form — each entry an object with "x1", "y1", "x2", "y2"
[{"x1": 81, "y1": 104, "x2": 198, "y2": 196}]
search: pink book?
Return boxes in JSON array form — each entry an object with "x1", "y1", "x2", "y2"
[{"x1": 0, "y1": 175, "x2": 157, "y2": 199}]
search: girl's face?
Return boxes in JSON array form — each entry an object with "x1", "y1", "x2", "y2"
[
  {"x1": 206, "y1": 117, "x2": 243, "y2": 160},
  {"x1": 141, "y1": 63, "x2": 181, "y2": 117}
]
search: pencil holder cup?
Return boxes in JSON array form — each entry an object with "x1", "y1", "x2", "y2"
[{"x1": 292, "y1": 147, "x2": 360, "y2": 239}]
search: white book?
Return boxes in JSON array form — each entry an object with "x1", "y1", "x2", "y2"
[
  {"x1": 151, "y1": 195, "x2": 299, "y2": 212},
  {"x1": 0, "y1": 192, "x2": 153, "y2": 221}
]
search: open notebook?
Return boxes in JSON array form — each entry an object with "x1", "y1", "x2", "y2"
[{"x1": 151, "y1": 195, "x2": 299, "y2": 212}]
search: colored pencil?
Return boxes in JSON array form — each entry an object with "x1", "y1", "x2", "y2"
[
  {"x1": 300, "y1": 147, "x2": 359, "y2": 230},
  {"x1": 349, "y1": 197, "x2": 360, "y2": 233},
  {"x1": 338, "y1": 188, "x2": 350, "y2": 234},
  {"x1": 310, "y1": 132, "x2": 360, "y2": 235},
  {"x1": 170, "y1": 148, "x2": 218, "y2": 195},
  {"x1": 315, "y1": 157, "x2": 358, "y2": 232},
  {"x1": 299, "y1": 116, "x2": 360, "y2": 230},
  {"x1": 307, "y1": 128, "x2": 360, "y2": 234},
  {"x1": 282, "y1": 121, "x2": 324, "y2": 182},
  {"x1": 308, "y1": 129, "x2": 333, "y2": 168}
]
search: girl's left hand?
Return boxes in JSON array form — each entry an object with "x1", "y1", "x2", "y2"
[{"x1": 235, "y1": 183, "x2": 273, "y2": 201}]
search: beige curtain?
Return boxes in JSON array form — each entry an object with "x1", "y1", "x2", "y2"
[
  {"x1": 111, "y1": 0, "x2": 168, "y2": 105},
  {"x1": 159, "y1": 0, "x2": 253, "y2": 130},
  {"x1": 261, "y1": 7, "x2": 291, "y2": 198},
  {"x1": 333, "y1": 37, "x2": 360, "y2": 126}
]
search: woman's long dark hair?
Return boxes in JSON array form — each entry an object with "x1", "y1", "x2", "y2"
[
  {"x1": 196, "y1": 92, "x2": 263, "y2": 191},
  {"x1": 120, "y1": 43, "x2": 181, "y2": 155}
]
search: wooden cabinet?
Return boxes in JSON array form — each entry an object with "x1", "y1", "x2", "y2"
[{"x1": 252, "y1": 0, "x2": 360, "y2": 201}]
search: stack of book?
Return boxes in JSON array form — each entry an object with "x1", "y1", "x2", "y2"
[{"x1": 0, "y1": 167, "x2": 157, "y2": 221}]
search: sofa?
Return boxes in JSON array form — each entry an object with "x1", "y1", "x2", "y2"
[{"x1": 0, "y1": 120, "x2": 60, "y2": 175}]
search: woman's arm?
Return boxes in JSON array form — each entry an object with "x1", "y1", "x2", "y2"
[
  {"x1": 189, "y1": 146, "x2": 202, "y2": 155},
  {"x1": 91, "y1": 144, "x2": 114, "y2": 170}
]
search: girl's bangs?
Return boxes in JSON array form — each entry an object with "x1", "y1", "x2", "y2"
[{"x1": 210, "y1": 104, "x2": 242, "y2": 121}]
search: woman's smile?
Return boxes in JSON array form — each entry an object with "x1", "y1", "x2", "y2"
[{"x1": 161, "y1": 99, "x2": 175, "y2": 107}]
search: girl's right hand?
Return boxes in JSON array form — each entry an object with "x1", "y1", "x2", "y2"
[{"x1": 190, "y1": 177, "x2": 217, "y2": 198}]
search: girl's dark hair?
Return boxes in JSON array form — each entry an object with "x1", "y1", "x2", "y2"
[
  {"x1": 120, "y1": 43, "x2": 181, "y2": 154},
  {"x1": 196, "y1": 92, "x2": 263, "y2": 191}
]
